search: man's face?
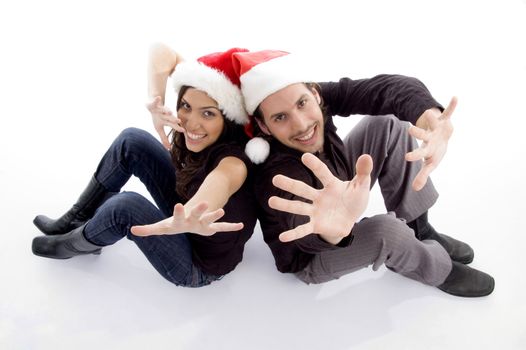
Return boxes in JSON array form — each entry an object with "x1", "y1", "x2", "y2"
[{"x1": 258, "y1": 83, "x2": 324, "y2": 153}]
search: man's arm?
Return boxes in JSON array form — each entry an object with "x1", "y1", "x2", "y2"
[
  {"x1": 319, "y1": 75, "x2": 443, "y2": 123},
  {"x1": 320, "y1": 75, "x2": 458, "y2": 191},
  {"x1": 407, "y1": 97, "x2": 457, "y2": 190}
]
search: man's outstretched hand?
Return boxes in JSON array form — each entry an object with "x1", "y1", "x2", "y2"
[{"x1": 269, "y1": 153, "x2": 373, "y2": 245}]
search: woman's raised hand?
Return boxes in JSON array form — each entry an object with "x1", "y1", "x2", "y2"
[{"x1": 146, "y1": 96, "x2": 185, "y2": 150}]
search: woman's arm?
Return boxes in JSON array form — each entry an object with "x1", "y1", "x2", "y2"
[
  {"x1": 131, "y1": 156, "x2": 248, "y2": 237},
  {"x1": 147, "y1": 43, "x2": 185, "y2": 149},
  {"x1": 147, "y1": 43, "x2": 183, "y2": 103},
  {"x1": 185, "y1": 156, "x2": 248, "y2": 214}
]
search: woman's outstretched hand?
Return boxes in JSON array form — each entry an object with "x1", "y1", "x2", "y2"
[{"x1": 131, "y1": 201, "x2": 243, "y2": 237}]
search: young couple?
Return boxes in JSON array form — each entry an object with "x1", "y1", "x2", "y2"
[{"x1": 32, "y1": 44, "x2": 494, "y2": 297}]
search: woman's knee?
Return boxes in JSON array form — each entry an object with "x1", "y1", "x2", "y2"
[
  {"x1": 117, "y1": 127, "x2": 150, "y2": 141},
  {"x1": 102, "y1": 191, "x2": 149, "y2": 210},
  {"x1": 97, "y1": 191, "x2": 163, "y2": 226},
  {"x1": 114, "y1": 127, "x2": 159, "y2": 154}
]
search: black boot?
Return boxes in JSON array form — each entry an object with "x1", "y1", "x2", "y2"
[
  {"x1": 32, "y1": 223, "x2": 102, "y2": 259},
  {"x1": 408, "y1": 212, "x2": 475, "y2": 264},
  {"x1": 437, "y1": 261, "x2": 495, "y2": 297},
  {"x1": 33, "y1": 176, "x2": 115, "y2": 235}
]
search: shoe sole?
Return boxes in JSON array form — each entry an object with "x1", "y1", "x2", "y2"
[
  {"x1": 32, "y1": 249, "x2": 102, "y2": 259},
  {"x1": 438, "y1": 277, "x2": 495, "y2": 297}
]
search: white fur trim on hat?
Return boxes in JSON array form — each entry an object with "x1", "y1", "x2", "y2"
[
  {"x1": 172, "y1": 61, "x2": 249, "y2": 125},
  {"x1": 240, "y1": 53, "x2": 316, "y2": 115},
  {"x1": 245, "y1": 137, "x2": 270, "y2": 164}
]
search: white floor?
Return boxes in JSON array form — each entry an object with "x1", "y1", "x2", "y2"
[{"x1": 1, "y1": 1, "x2": 526, "y2": 349}]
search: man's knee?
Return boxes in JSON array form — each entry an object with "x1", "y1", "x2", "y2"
[
  {"x1": 361, "y1": 114, "x2": 402, "y2": 129},
  {"x1": 344, "y1": 115, "x2": 409, "y2": 156},
  {"x1": 356, "y1": 213, "x2": 415, "y2": 246},
  {"x1": 356, "y1": 115, "x2": 408, "y2": 139}
]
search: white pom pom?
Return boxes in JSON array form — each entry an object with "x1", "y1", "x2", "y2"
[{"x1": 245, "y1": 137, "x2": 270, "y2": 164}]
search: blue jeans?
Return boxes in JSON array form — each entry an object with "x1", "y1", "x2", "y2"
[{"x1": 83, "y1": 128, "x2": 221, "y2": 287}]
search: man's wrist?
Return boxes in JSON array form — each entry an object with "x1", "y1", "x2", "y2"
[
  {"x1": 335, "y1": 232, "x2": 354, "y2": 247},
  {"x1": 321, "y1": 226, "x2": 354, "y2": 246},
  {"x1": 416, "y1": 107, "x2": 441, "y2": 129}
]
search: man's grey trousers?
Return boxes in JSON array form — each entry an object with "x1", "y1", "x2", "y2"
[{"x1": 295, "y1": 115, "x2": 452, "y2": 286}]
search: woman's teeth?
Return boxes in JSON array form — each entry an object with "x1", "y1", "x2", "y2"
[{"x1": 187, "y1": 132, "x2": 206, "y2": 140}]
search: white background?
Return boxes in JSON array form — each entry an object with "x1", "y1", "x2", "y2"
[{"x1": 1, "y1": 0, "x2": 525, "y2": 349}]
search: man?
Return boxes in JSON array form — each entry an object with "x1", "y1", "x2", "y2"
[{"x1": 232, "y1": 50, "x2": 494, "y2": 297}]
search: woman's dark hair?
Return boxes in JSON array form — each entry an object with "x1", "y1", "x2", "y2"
[
  {"x1": 251, "y1": 82, "x2": 326, "y2": 138},
  {"x1": 170, "y1": 85, "x2": 249, "y2": 200}
]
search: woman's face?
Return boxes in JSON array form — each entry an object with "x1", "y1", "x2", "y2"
[{"x1": 177, "y1": 88, "x2": 225, "y2": 153}]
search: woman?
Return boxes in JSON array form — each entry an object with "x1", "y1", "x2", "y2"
[{"x1": 31, "y1": 44, "x2": 257, "y2": 287}]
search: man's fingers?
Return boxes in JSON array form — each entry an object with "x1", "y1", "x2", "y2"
[
  {"x1": 279, "y1": 223, "x2": 314, "y2": 242},
  {"x1": 301, "y1": 153, "x2": 335, "y2": 187},
  {"x1": 442, "y1": 96, "x2": 458, "y2": 119},
  {"x1": 412, "y1": 176, "x2": 426, "y2": 192},
  {"x1": 412, "y1": 165, "x2": 434, "y2": 191},
  {"x1": 269, "y1": 196, "x2": 312, "y2": 216},
  {"x1": 405, "y1": 147, "x2": 427, "y2": 162},
  {"x1": 353, "y1": 154, "x2": 373, "y2": 189},
  {"x1": 355, "y1": 154, "x2": 373, "y2": 177},
  {"x1": 408, "y1": 126, "x2": 430, "y2": 142},
  {"x1": 272, "y1": 174, "x2": 318, "y2": 201}
]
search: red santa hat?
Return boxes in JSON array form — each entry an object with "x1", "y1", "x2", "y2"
[
  {"x1": 232, "y1": 50, "x2": 317, "y2": 164},
  {"x1": 172, "y1": 48, "x2": 249, "y2": 125}
]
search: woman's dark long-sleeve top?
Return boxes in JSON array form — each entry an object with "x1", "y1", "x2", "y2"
[{"x1": 184, "y1": 142, "x2": 258, "y2": 275}]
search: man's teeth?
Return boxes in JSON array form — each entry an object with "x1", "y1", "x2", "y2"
[
  {"x1": 297, "y1": 128, "x2": 315, "y2": 141},
  {"x1": 187, "y1": 132, "x2": 206, "y2": 140}
]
